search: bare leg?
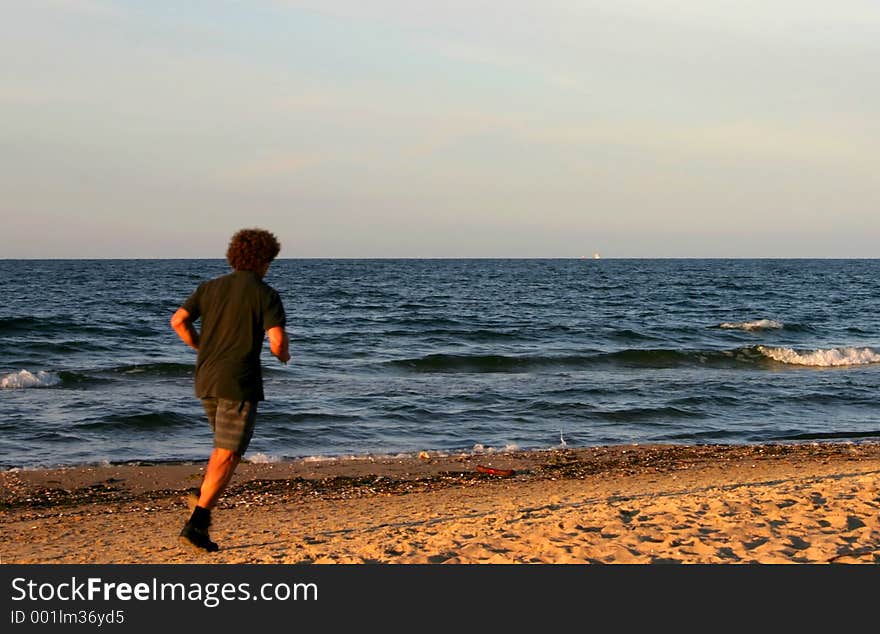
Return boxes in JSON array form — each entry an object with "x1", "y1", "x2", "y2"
[{"x1": 197, "y1": 448, "x2": 241, "y2": 510}]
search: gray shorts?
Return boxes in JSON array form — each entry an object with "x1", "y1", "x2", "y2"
[{"x1": 201, "y1": 398, "x2": 258, "y2": 456}]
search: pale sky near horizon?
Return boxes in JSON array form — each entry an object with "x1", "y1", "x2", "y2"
[{"x1": 2, "y1": 1, "x2": 878, "y2": 258}]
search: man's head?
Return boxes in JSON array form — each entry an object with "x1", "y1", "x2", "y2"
[{"x1": 226, "y1": 228, "x2": 281, "y2": 273}]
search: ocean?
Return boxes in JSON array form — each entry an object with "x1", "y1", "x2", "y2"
[{"x1": 1, "y1": 258, "x2": 878, "y2": 470}]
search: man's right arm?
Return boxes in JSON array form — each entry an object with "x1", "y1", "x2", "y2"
[{"x1": 171, "y1": 308, "x2": 200, "y2": 351}]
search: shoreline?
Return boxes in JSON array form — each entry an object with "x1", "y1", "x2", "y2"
[{"x1": 3, "y1": 442, "x2": 879, "y2": 564}]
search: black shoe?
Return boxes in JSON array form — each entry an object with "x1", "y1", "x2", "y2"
[{"x1": 179, "y1": 521, "x2": 219, "y2": 553}]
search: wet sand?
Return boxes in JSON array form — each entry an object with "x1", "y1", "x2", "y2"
[{"x1": 2, "y1": 443, "x2": 879, "y2": 564}]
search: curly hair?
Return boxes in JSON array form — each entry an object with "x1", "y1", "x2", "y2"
[{"x1": 226, "y1": 228, "x2": 281, "y2": 272}]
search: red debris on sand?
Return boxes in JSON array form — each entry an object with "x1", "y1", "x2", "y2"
[{"x1": 475, "y1": 465, "x2": 515, "y2": 477}]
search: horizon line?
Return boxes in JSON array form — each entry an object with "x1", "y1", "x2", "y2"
[{"x1": 2, "y1": 256, "x2": 878, "y2": 261}]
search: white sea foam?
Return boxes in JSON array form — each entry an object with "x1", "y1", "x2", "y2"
[
  {"x1": 302, "y1": 455, "x2": 338, "y2": 463},
  {"x1": 301, "y1": 451, "x2": 455, "y2": 464},
  {"x1": 472, "y1": 443, "x2": 519, "y2": 454},
  {"x1": 757, "y1": 346, "x2": 880, "y2": 367},
  {"x1": 247, "y1": 452, "x2": 281, "y2": 464},
  {"x1": 0, "y1": 369, "x2": 61, "y2": 389},
  {"x1": 720, "y1": 319, "x2": 783, "y2": 331}
]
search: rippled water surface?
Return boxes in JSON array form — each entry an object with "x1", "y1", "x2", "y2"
[{"x1": 1, "y1": 259, "x2": 878, "y2": 469}]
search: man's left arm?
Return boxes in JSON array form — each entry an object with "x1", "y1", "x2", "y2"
[{"x1": 267, "y1": 326, "x2": 290, "y2": 364}]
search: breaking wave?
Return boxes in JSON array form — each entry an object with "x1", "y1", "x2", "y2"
[
  {"x1": 757, "y1": 346, "x2": 880, "y2": 367},
  {"x1": 0, "y1": 370, "x2": 62, "y2": 389},
  {"x1": 388, "y1": 345, "x2": 880, "y2": 373},
  {"x1": 719, "y1": 319, "x2": 784, "y2": 331}
]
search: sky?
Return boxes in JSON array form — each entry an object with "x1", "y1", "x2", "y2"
[{"x1": 1, "y1": 0, "x2": 878, "y2": 258}]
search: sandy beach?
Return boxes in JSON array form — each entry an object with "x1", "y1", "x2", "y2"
[{"x1": 2, "y1": 443, "x2": 879, "y2": 564}]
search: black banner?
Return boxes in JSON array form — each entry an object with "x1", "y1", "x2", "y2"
[{"x1": 0, "y1": 564, "x2": 873, "y2": 629}]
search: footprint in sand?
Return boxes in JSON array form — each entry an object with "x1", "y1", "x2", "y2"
[
  {"x1": 787, "y1": 536, "x2": 811, "y2": 550},
  {"x1": 618, "y1": 508, "x2": 640, "y2": 524},
  {"x1": 845, "y1": 516, "x2": 866, "y2": 531}
]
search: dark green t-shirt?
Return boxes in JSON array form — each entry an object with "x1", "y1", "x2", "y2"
[{"x1": 182, "y1": 270, "x2": 286, "y2": 401}]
